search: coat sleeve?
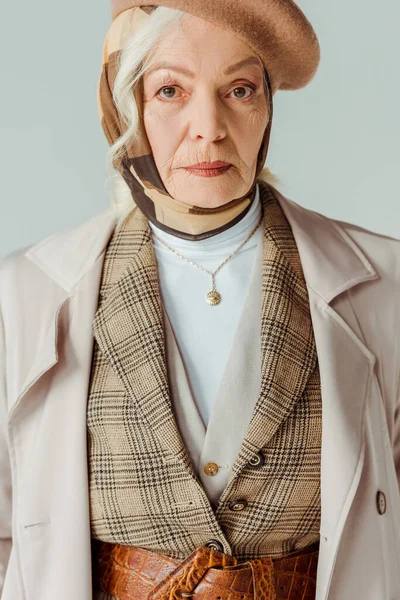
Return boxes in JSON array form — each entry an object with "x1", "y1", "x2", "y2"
[{"x1": 0, "y1": 277, "x2": 12, "y2": 594}]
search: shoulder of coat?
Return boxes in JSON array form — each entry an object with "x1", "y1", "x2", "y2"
[{"x1": 0, "y1": 208, "x2": 117, "y2": 291}]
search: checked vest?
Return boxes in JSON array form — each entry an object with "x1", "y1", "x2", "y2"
[{"x1": 86, "y1": 179, "x2": 322, "y2": 562}]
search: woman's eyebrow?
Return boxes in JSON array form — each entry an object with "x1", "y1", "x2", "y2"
[{"x1": 146, "y1": 56, "x2": 263, "y2": 78}]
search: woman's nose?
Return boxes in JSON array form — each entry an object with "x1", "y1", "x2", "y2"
[{"x1": 188, "y1": 93, "x2": 227, "y2": 142}]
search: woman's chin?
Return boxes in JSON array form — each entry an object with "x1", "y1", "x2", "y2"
[{"x1": 171, "y1": 174, "x2": 245, "y2": 208}]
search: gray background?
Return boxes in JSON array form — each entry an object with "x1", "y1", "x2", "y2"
[{"x1": 1, "y1": 1, "x2": 399, "y2": 259}]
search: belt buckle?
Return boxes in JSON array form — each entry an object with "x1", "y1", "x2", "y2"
[{"x1": 148, "y1": 545, "x2": 237, "y2": 600}]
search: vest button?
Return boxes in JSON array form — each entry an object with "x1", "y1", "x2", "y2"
[
  {"x1": 376, "y1": 491, "x2": 387, "y2": 515},
  {"x1": 204, "y1": 462, "x2": 219, "y2": 476},
  {"x1": 247, "y1": 451, "x2": 265, "y2": 469},
  {"x1": 205, "y1": 539, "x2": 224, "y2": 552},
  {"x1": 228, "y1": 499, "x2": 248, "y2": 511}
]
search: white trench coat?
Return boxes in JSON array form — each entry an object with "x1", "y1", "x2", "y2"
[{"x1": 0, "y1": 187, "x2": 399, "y2": 600}]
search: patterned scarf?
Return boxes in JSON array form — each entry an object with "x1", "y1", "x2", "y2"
[{"x1": 97, "y1": 5, "x2": 274, "y2": 240}]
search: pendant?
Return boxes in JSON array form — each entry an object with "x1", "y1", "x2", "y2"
[{"x1": 206, "y1": 290, "x2": 221, "y2": 306}]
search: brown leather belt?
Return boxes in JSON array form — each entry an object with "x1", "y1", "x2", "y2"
[{"x1": 92, "y1": 538, "x2": 320, "y2": 600}]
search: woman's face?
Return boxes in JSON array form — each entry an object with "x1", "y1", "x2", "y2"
[{"x1": 142, "y1": 14, "x2": 269, "y2": 209}]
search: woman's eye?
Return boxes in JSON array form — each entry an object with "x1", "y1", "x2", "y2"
[
  {"x1": 157, "y1": 86, "x2": 180, "y2": 100},
  {"x1": 231, "y1": 86, "x2": 255, "y2": 100},
  {"x1": 156, "y1": 84, "x2": 255, "y2": 101}
]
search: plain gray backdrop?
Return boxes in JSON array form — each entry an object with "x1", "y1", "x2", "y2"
[{"x1": 1, "y1": 1, "x2": 399, "y2": 259}]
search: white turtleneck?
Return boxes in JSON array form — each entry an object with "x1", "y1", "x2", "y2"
[{"x1": 149, "y1": 184, "x2": 263, "y2": 427}]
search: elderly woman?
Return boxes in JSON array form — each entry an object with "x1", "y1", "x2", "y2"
[{"x1": 0, "y1": 1, "x2": 399, "y2": 600}]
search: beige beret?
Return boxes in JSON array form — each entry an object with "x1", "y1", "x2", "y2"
[{"x1": 109, "y1": 0, "x2": 320, "y2": 92}]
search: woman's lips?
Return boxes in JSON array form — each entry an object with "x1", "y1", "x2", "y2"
[
  {"x1": 184, "y1": 164, "x2": 232, "y2": 177},
  {"x1": 187, "y1": 161, "x2": 231, "y2": 168}
]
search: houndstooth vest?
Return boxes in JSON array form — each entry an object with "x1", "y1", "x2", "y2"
[{"x1": 87, "y1": 180, "x2": 322, "y2": 562}]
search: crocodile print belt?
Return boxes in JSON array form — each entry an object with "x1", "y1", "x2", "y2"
[{"x1": 91, "y1": 538, "x2": 320, "y2": 600}]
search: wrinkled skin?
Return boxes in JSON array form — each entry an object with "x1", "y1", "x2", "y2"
[{"x1": 142, "y1": 13, "x2": 269, "y2": 209}]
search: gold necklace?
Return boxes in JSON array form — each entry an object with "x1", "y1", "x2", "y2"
[{"x1": 150, "y1": 213, "x2": 263, "y2": 306}]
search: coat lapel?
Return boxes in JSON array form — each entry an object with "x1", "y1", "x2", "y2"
[
  {"x1": 222, "y1": 183, "x2": 319, "y2": 487},
  {"x1": 92, "y1": 207, "x2": 194, "y2": 473},
  {"x1": 7, "y1": 208, "x2": 118, "y2": 423}
]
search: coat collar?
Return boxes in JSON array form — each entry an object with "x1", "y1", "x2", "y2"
[
  {"x1": 24, "y1": 207, "x2": 119, "y2": 295},
  {"x1": 23, "y1": 183, "x2": 378, "y2": 303},
  {"x1": 270, "y1": 185, "x2": 378, "y2": 302}
]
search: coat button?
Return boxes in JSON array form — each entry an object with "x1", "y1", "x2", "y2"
[
  {"x1": 228, "y1": 499, "x2": 248, "y2": 511},
  {"x1": 376, "y1": 491, "x2": 387, "y2": 515},
  {"x1": 205, "y1": 539, "x2": 224, "y2": 552},
  {"x1": 204, "y1": 462, "x2": 219, "y2": 476},
  {"x1": 247, "y1": 451, "x2": 265, "y2": 469}
]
